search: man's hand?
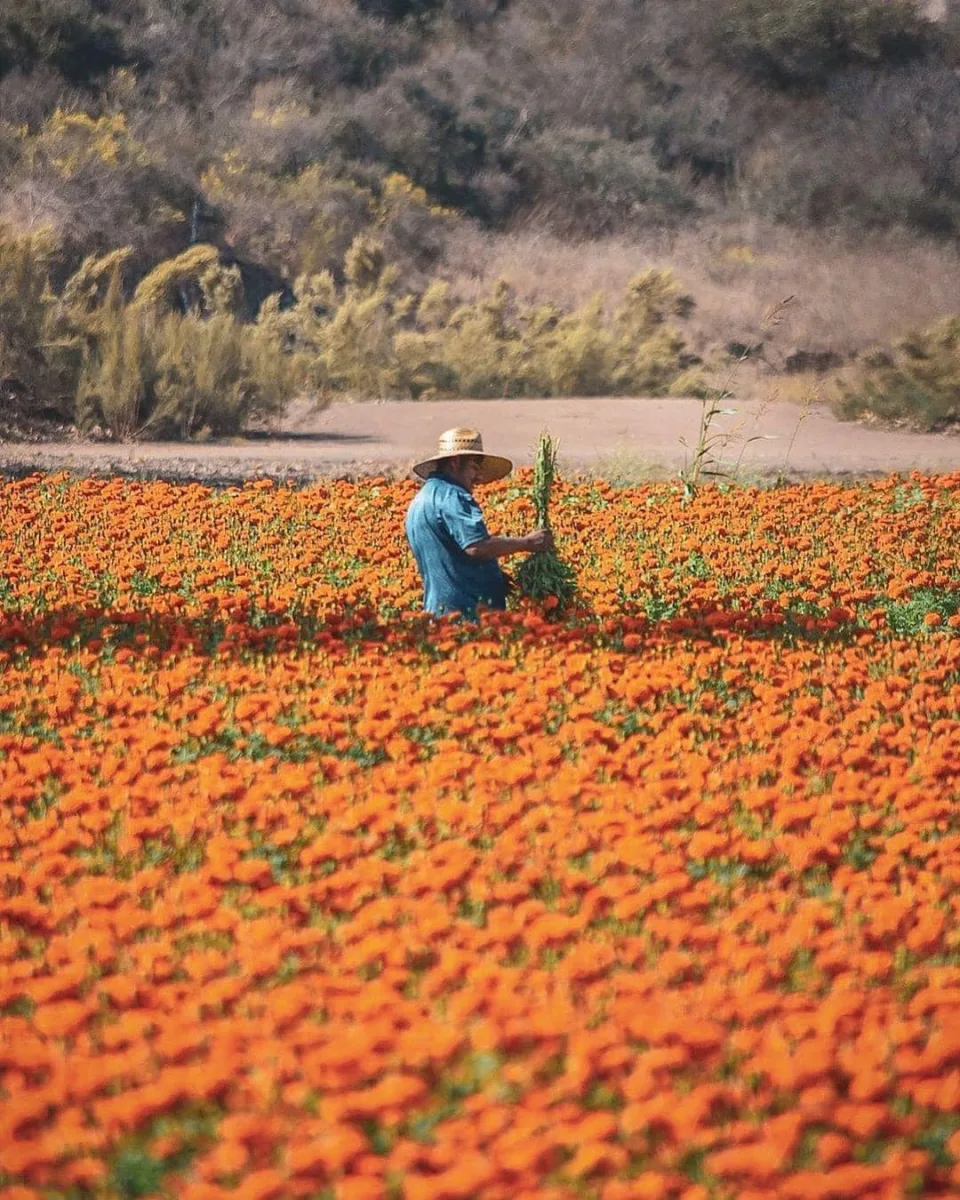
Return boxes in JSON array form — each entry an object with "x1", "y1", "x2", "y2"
[
  {"x1": 466, "y1": 529, "x2": 555, "y2": 560},
  {"x1": 524, "y1": 528, "x2": 555, "y2": 554}
]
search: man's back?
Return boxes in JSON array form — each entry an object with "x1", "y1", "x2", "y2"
[{"x1": 405, "y1": 474, "x2": 506, "y2": 616}]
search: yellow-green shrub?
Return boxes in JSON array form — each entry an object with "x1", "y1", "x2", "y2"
[
  {"x1": 268, "y1": 253, "x2": 698, "y2": 400},
  {"x1": 526, "y1": 297, "x2": 619, "y2": 396},
  {"x1": 2, "y1": 222, "x2": 701, "y2": 428},
  {"x1": 78, "y1": 307, "x2": 303, "y2": 440},
  {"x1": 258, "y1": 237, "x2": 411, "y2": 398},
  {"x1": 833, "y1": 316, "x2": 960, "y2": 431},
  {"x1": 0, "y1": 223, "x2": 59, "y2": 399},
  {"x1": 60, "y1": 243, "x2": 306, "y2": 439},
  {"x1": 388, "y1": 268, "x2": 698, "y2": 399},
  {"x1": 75, "y1": 306, "x2": 157, "y2": 440},
  {"x1": 131, "y1": 244, "x2": 242, "y2": 315},
  {"x1": 13, "y1": 109, "x2": 190, "y2": 257},
  {"x1": 0, "y1": 224, "x2": 135, "y2": 412},
  {"x1": 200, "y1": 155, "x2": 454, "y2": 280}
]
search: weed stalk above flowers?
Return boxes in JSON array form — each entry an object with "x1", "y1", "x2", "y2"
[{"x1": 516, "y1": 431, "x2": 577, "y2": 610}]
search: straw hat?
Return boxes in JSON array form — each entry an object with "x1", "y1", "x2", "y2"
[{"x1": 413, "y1": 427, "x2": 513, "y2": 484}]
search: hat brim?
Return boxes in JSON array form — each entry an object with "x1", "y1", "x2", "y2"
[{"x1": 413, "y1": 450, "x2": 513, "y2": 485}]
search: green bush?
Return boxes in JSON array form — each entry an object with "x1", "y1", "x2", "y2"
[
  {"x1": 712, "y1": 0, "x2": 933, "y2": 89},
  {"x1": 833, "y1": 316, "x2": 960, "y2": 431},
  {"x1": 882, "y1": 586, "x2": 960, "y2": 636}
]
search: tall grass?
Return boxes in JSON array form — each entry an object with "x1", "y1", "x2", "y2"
[{"x1": 444, "y1": 223, "x2": 960, "y2": 387}]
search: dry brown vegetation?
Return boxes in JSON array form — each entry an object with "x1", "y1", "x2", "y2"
[
  {"x1": 2, "y1": 0, "x2": 960, "y2": 433},
  {"x1": 445, "y1": 221, "x2": 960, "y2": 370}
]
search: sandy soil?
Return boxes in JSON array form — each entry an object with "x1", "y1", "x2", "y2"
[{"x1": 0, "y1": 397, "x2": 957, "y2": 484}]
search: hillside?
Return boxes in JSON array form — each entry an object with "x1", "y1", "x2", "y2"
[{"x1": 3, "y1": 0, "x2": 960, "y2": 434}]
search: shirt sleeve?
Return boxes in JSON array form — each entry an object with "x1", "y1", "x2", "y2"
[{"x1": 440, "y1": 488, "x2": 490, "y2": 551}]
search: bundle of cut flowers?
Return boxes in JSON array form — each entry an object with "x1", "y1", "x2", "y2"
[{"x1": 515, "y1": 430, "x2": 577, "y2": 611}]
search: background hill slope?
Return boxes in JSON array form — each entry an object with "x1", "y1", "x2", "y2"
[{"x1": 3, "y1": 0, "x2": 960, "y2": 434}]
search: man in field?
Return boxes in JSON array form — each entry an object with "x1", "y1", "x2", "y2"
[{"x1": 406, "y1": 427, "x2": 554, "y2": 617}]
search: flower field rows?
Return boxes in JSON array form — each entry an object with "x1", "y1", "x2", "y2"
[{"x1": 1, "y1": 470, "x2": 959, "y2": 1200}]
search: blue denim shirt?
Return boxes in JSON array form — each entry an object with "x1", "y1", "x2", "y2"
[{"x1": 405, "y1": 474, "x2": 507, "y2": 617}]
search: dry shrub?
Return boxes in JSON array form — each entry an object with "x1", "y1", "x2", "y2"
[
  {"x1": 201, "y1": 149, "x2": 454, "y2": 283},
  {"x1": 832, "y1": 316, "x2": 960, "y2": 430},
  {"x1": 710, "y1": 0, "x2": 934, "y2": 89},
  {"x1": 0, "y1": 1, "x2": 132, "y2": 87},
  {"x1": 77, "y1": 307, "x2": 303, "y2": 441},
  {"x1": 201, "y1": 155, "x2": 373, "y2": 280},
  {"x1": 443, "y1": 221, "x2": 960, "y2": 392},
  {"x1": 0, "y1": 222, "x2": 60, "y2": 398},
  {"x1": 2, "y1": 0, "x2": 959, "y2": 284},
  {"x1": 3, "y1": 108, "x2": 195, "y2": 262},
  {"x1": 515, "y1": 128, "x2": 695, "y2": 236},
  {"x1": 735, "y1": 62, "x2": 960, "y2": 238},
  {"x1": 0, "y1": 225, "x2": 305, "y2": 439},
  {"x1": 262, "y1": 234, "x2": 698, "y2": 400}
]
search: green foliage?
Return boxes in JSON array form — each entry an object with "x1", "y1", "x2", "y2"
[
  {"x1": 516, "y1": 431, "x2": 578, "y2": 609},
  {"x1": 678, "y1": 295, "x2": 793, "y2": 496},
  {"x1": 712, "y1": 0, "x2": 933, "y2": 89},
  {"x1": 882, "y1": 587, "x2": 960, "y2": 637},
  {"x1": 833, "y1": 316, "x2": 960, "y2": 431},
  {"x1": 109, "y1": 1146, "x2": 166, "y2": 1199},
  {"x1": 430, "y1": 280, "x2": 521, "y2": 398}
]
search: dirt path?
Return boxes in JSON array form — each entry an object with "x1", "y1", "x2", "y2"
[{"x1": 0, "y1": 398, "x2": 957, "y2": 483}]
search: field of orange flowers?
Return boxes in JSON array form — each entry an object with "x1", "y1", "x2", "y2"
[{"x1": 1, "y1": 469, "x2": 959, "y2": 1200}]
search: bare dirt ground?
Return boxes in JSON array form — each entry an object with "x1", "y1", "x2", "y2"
[{"x1": 0, "y1": 397, "x2": 957, "y2": 485}]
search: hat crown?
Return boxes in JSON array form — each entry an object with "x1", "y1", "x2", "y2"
[
  {"x1": 437, "y1": 427, "x2": 483, "y2": 455},
  {"x1": 412, "y1": 426, "x2": 512, "y2": 482}
]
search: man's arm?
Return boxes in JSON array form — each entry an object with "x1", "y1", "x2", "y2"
[{"x1": 465, "y1": 529, "x2": 554, "y2": 560}]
